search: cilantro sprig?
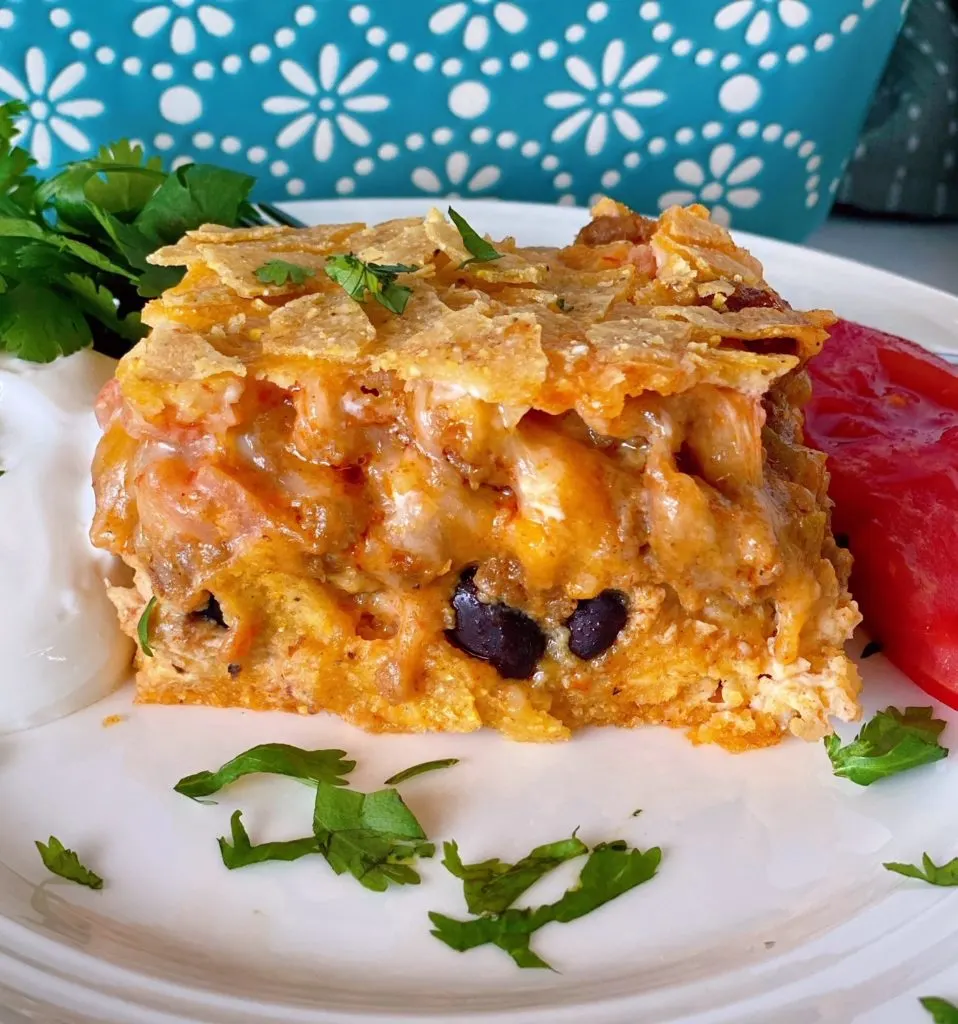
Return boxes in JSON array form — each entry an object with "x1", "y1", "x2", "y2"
[
  {"x1": 430, "y1": 838, "x2": 662, "y2": 969},
  {"x1": 824, "y1": 706, "x2": 948, "y2": 786},
  {"x1": 0, "y1": 100, "x2": 261, "y2": 361},
  {"x1": 35, "y1": 836, "x2": 103, "y2": 890},
  {"x1": 448, "y1": 206, "x2": 503, "y2": 267},
  {"x1": 324, "y1": 254, "x2": 418, "y2": 314},
  {"x1": 174, "y1": 743, "x2": 356, "y2": 799},
  {"x1": 885, "y1": 852, "x2": 958, "y2": 886}
]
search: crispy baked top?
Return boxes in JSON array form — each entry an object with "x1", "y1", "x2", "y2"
[{"x1": 133, "y1": 199, "x2": 834, "y2": 424}]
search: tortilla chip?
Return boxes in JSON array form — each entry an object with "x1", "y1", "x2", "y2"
[
  {"x1": 371, "y1": 306, "x2": 547, "y2": 405},
  {"x1": 262, "y1": 290, "x2": 376, "y2": 364}
]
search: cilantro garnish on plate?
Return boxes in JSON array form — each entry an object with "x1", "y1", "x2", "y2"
[
  {"x1": 35, "y1": 836, "x2": 103, "y2": 890},
  {"x1": 448, "y1": 206, "x2": 503, "y2": 267},
  {"x1": 922, "y1": 997, "x2": 958, "y2": 1023},
  {"x1": 0, "y1": 99, "x2": 259, "y2": 361},
  {"x1": 430, "y1": 836, "x2": 661, "y2": 969},
  {"x1": 885, "y1": 852, "x2": 958, "y2": 886},
  {"x1": 312, "y1": 782, "x2": 435, "y2": 892},
  {"x1": 384, "y1": 758, "x2": 459, "y2": 786},
  {"x1": 324, "y1": 254, "x2": 418, "y2": 314},
  {"x1": 174, "y1": 743, "x2": 356, "y2": 799},
  {"x1": 215, "y1": 781, "x2": 434, "y2": 892},
  {"x1": 254, "y1": 259, "x2": 315, "y2": 286},
  {"x1": 824, "y1": 706, "x2": 948, "y2": 786},
  {"x1": 441, "y1": 835, "x2": 588, "y2": 916},
  {"x1": 218, "y1": 811, "x2": 319, "y2": 870}
]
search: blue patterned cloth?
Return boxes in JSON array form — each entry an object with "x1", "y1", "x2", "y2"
[{"x1": 0, "y1": 1, "x2": 905, "y2": 240}]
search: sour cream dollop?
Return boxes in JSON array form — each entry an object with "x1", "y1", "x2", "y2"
[{"x1": 0, "y1": 350, "x2": 133, "y2": 732}]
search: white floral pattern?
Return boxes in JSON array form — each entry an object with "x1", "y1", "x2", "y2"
[
  {"x1": 263, "y1": 45, "x2": 388, "y2": 161},
  {"x1": 428, "y1": 1, "x2": 528, "y2": 52},
  {"x1": 5, "y1": 0, "x2": 899, "y2": 239},
  {"x1": 411, "y1": 151, "x2": 501, "y2": 196},
  {"x1": 714, "y1": 0, "x2": 811, "y2": 47},
  {"x1": 132, "y1": 2, "x2": 235, "y2": 56},
  {"x1": 545, "y1": 41, "x2": 666, "y2": 156},
  {"x1": 0, "y1": 47, "x2": 103, "y2": 167},
  {"x1": 658, "y1": 143, "x2": 763, "y2": 226}
]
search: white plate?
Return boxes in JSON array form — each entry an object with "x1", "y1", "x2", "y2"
[{"x1": 2, "y1": 200, "x2": 958, "y2": 1024}]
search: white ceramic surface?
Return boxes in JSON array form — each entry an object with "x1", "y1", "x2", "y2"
[{"x1": 2, "y1": 199, "x2": 958, "y2": 1024}]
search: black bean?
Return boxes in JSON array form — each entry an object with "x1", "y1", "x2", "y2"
[
  {"x1": 445, "y1": 566, "x2": 546, "y2": 679},
  {"x1": 566, "y1": 590, "x2": 628, "y2": 660},
  {"x1": 192, "y1": 594, "x2": 228, "y2": 629}
]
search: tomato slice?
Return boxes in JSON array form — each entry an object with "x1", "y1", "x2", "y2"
[{"x1": 805, "y1": 319, "x2": 958, "y2": 706}]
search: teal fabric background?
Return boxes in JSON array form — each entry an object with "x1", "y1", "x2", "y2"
[
  {"x1": 0, "y1": 1, "x2": 906, "y2": 240},
  {"x1": 841, "y1": 0, "x2": 958, "y2": 218}
]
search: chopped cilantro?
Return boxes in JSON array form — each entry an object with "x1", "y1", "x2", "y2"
[
  {"x1": 384, "y1": 758, "x2": 460, "y2": 786},
  {"x1": 218, "y1": 811, "x2": 319, "y2": 870},
  {"x1": 922, "y1": 997, "x2": 958, "y2": 1023},
  {"x1": 824, "y1": 706, "x2": 948, "y2": 786},
  {"x1": 35, "y1": 836, "x2": 103, "y2": 890},
  {"x1": 312, "y1": 782, "x2": 435, "y2": 892},
  {"x1": 885, "y1": 852, "x2": 958, "y2": 886},
  {"x1": 137, "y1": 596, "x2": 157, "y2": 658},
  {"x1": 441, "y1": 835, "x2": 588, "y2": 916},
  {"x1": 254, "y1": 259, "x2": 315, "y2": 286},
  {"x1": 430, "y1": 840, "x2": 661, "y2": 969},
  {"x1": 448, "y1": 206, "x2": 503, "y2": 267},
  {"x1": 174, "y1": 743, "x2": 355, "y2": 800},
  {"x1": 324, "y1": 253, "x2": 418, "y2": 314}
]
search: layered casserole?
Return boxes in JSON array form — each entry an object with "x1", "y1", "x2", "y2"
[{"x1": 91, "y1": 200, "x2": 862, "y2": 749}]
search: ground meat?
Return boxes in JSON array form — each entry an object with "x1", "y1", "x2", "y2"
[
  {"x1": 576, "y1": 214, "x2": 657, "y2": 247},
  {"x1": 724, "y1": 285, "x2": 789, "y2": 312}
]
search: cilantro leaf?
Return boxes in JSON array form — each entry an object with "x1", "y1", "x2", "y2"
[
  {"x1": 136, "y1": 263, "x2": 185, "y2": 300},
  {"x1": 134, "y1": 163, "x2": 256, "y2": 245},
  {"x1": 0, "y1": 101, "x2": 36, "y2": 209},
  {"x1": 35, "y1": 836, "x2": 103, "y2": 890},
  {"x1": 63, "y1": 273, "x2": 143, "y2": 343},
  {"x1": 441, "y1": 835, "x2": 588, "y2": 916},
  {"x1": 312, "y1": 782, "x2": 435, "y2": 892},
  {"x1": 83, "y1": 141, "x2": 166, "y2": 215},
  {"x1": 218, "y1": 811, "x2": 319, "y2": 870},
  {"x1": 922, "y1": 997, "x2": 958, "y2": 1023},
  {"x1": 430, "y1": 841, "x2": 662, "y2": 969},
  {"x1": 137, "y1": 596, "x2": 157, "y2": 658},
  {"x1": 448, "y1": 206, "x2": 503, "y2": 266},
  {"x1": 254, "y1": 259, "x2": 315, "y2": 286},
  {"x1": 174, "y1": 744, "x2": 356, "y2": 800},
  {"x1": 324, "y1": 254, "x2": 417, "y2": 315},
  {"x1": 0, "y1": 281, "x2": 91, "y2": 361},
  {"x1": 885, "y1": 852, "x2": 958, "y2": 886},
  {"x1": 824, "y1": 706, "x2": 948, "y2": 786},
  {"x1": 384, "y1": 758, "x2": 459, "y2": 786}
]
